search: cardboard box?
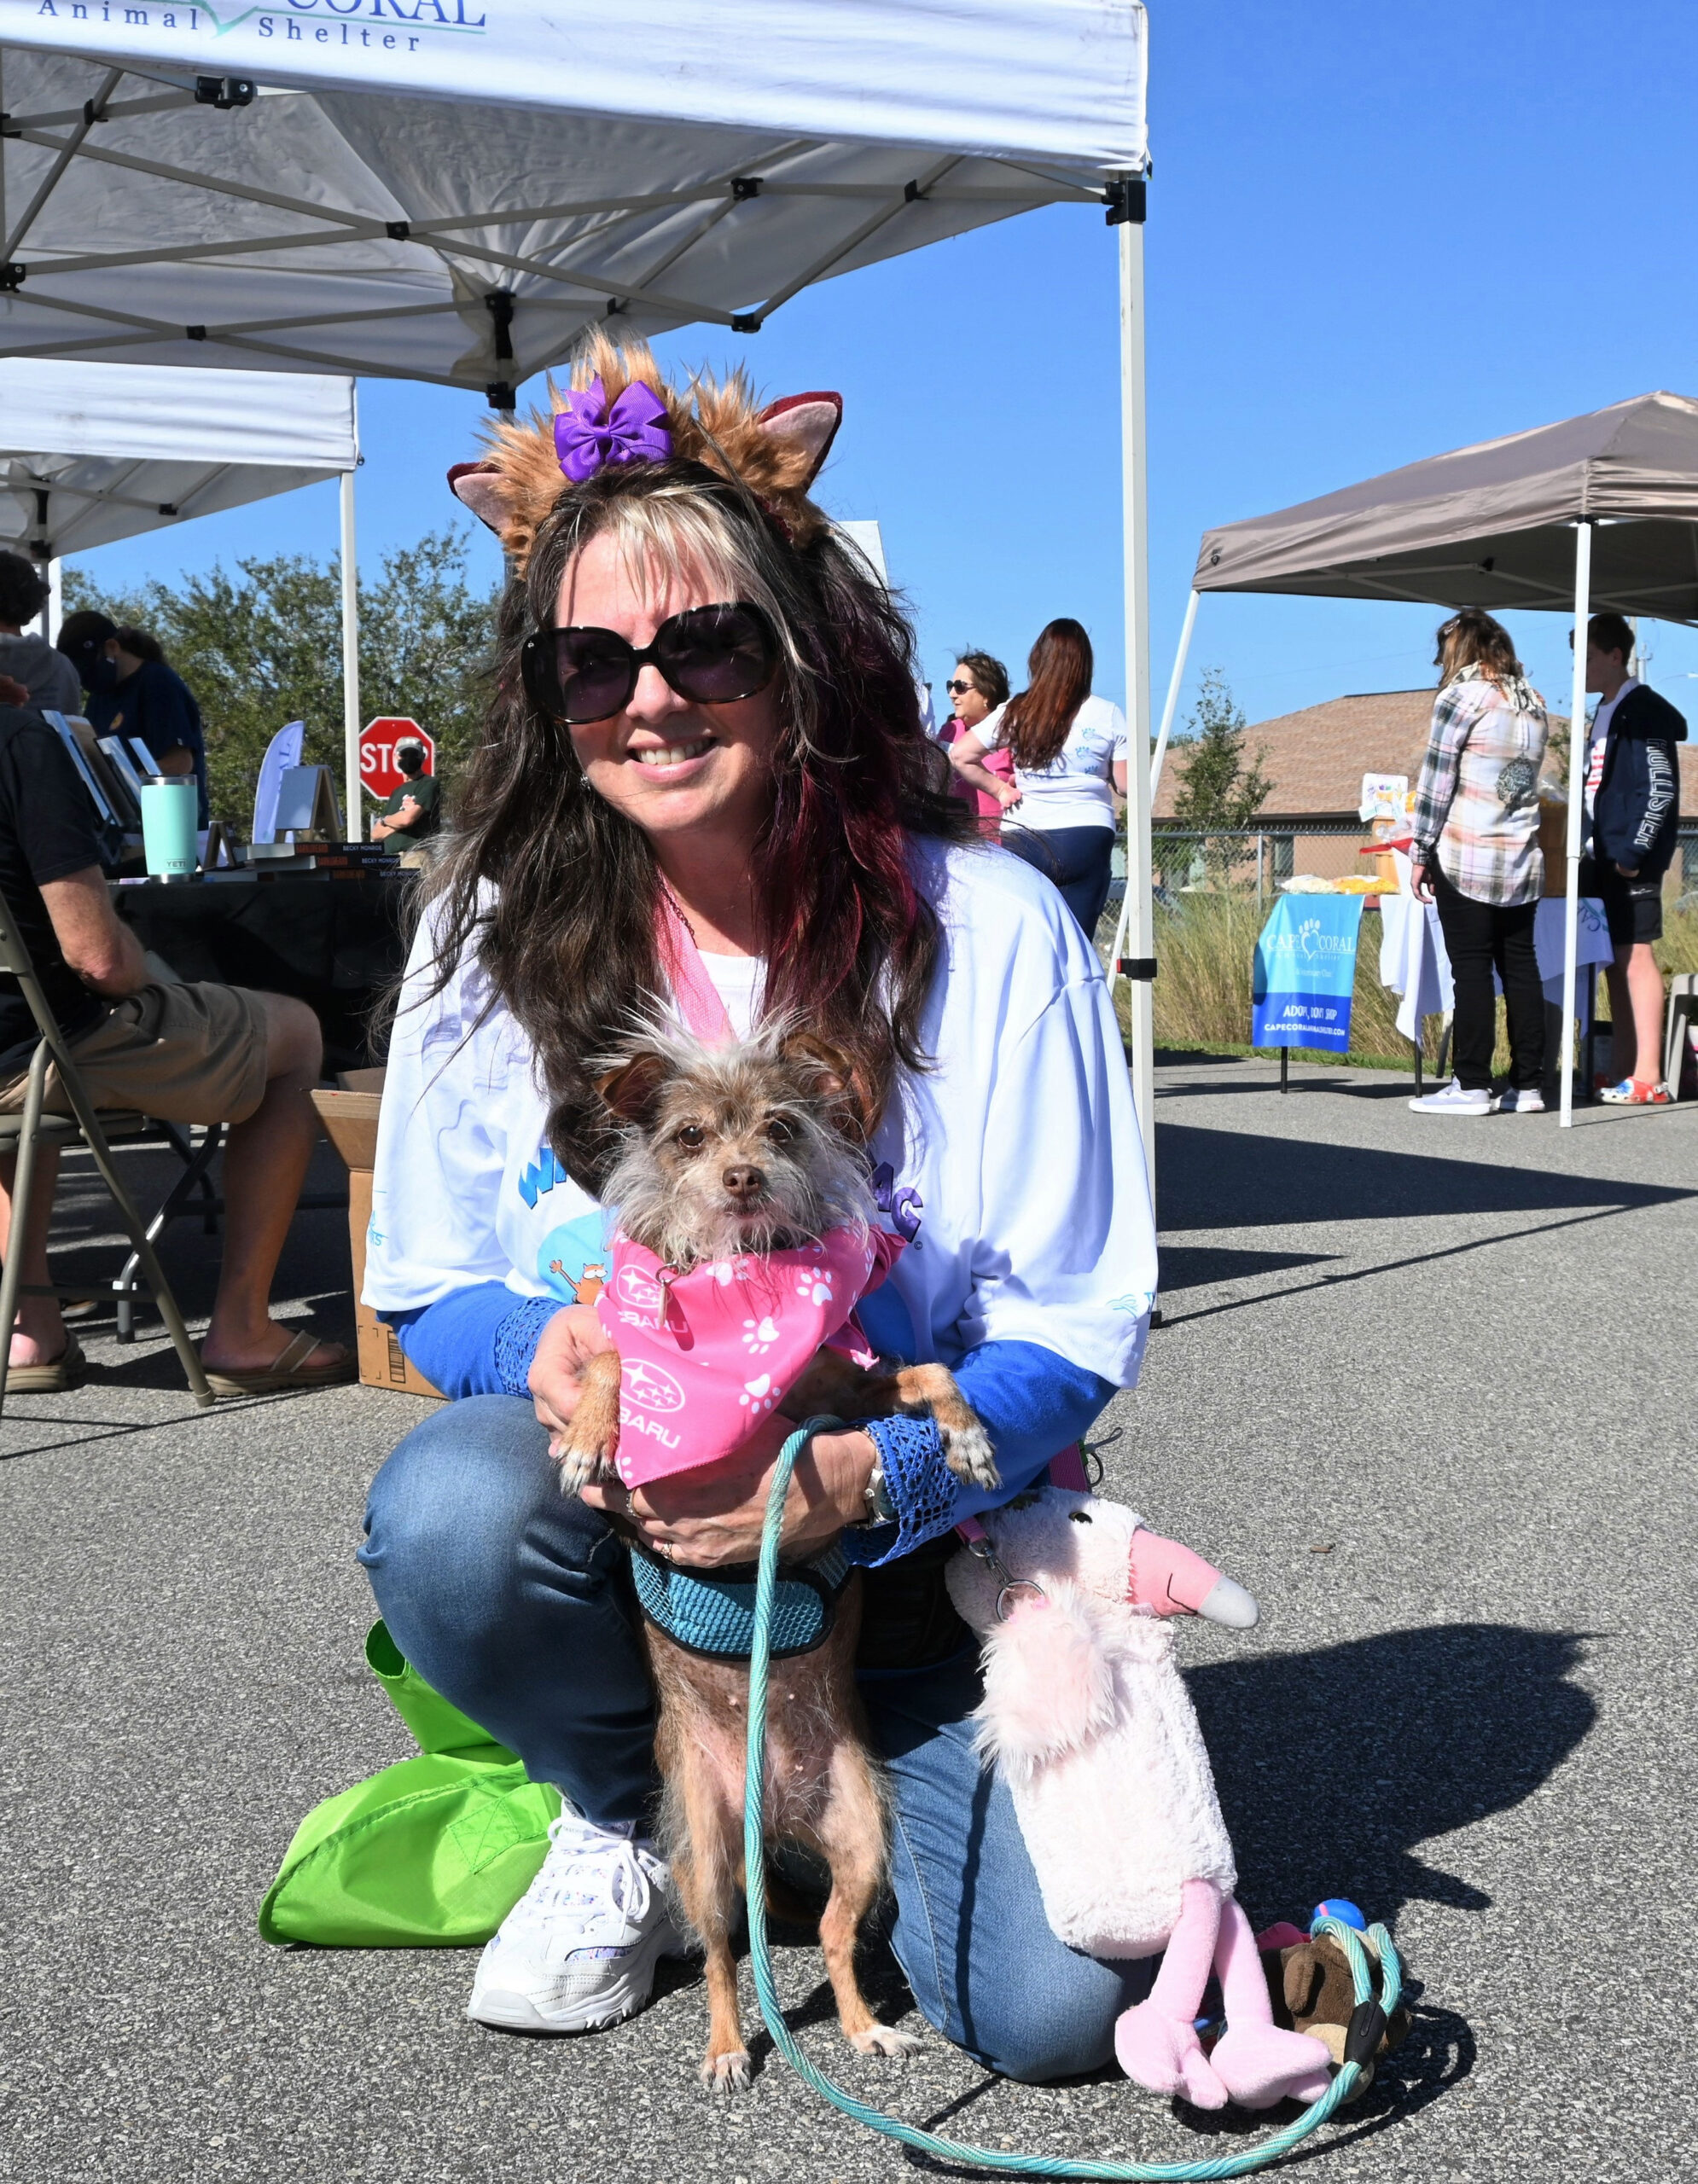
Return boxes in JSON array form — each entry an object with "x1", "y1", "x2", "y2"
[{"x1": 311, "y1": 1084, "x2": 444, "y2": 1401}]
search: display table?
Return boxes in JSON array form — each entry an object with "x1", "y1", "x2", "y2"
[
  {"x1": 1379, "y1": 892, "x2": 1614, "y2": 1043},
  {"x1": 115, "y1": 872, "x2": 415, "y2": 1073}
]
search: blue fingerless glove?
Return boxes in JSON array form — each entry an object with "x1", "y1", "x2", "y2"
[{"x1": 840, "y1": 1414, "x2": 957, "y2": 1570}]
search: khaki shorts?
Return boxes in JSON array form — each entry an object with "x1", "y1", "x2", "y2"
[{"x1": 0, "y1": 981, "x2": 272, "y2": 1126}]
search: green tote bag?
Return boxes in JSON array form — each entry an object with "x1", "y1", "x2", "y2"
[{"x1": 259, "y1": 1621, "x2": 561, "y2": 1948}]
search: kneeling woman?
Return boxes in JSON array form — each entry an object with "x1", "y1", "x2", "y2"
[{"x1": 358, "y1": 342, "x2": 1157, "y2": 2080}]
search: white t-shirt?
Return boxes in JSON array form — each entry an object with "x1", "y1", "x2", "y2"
[
  {"x1": 366, "y1": 842, "x2": 1156, "y2": 1389},
  {"x1": 1584, "y1": 677, "x2": 1636, "y2": 818},
  {"x1": 982, "y1": 693, "x2": 1130, "y2": 833}
]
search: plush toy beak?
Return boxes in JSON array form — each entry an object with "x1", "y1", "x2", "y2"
[{"x1": 1128, "y1": 1528, "x2": 1261, "y2": 1630}]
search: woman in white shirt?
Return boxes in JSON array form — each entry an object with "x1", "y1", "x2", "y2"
[
  {"x1": 948, "y1": 618, "x2": 1129, "y2": 936},
  {"x1": 356, "y1": 340, "x2": 1155, "y2": 2078}
]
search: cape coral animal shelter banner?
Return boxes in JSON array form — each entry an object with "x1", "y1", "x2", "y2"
[{"x1": 1250, "y1": 895, "x2": 1365, "y2": 1055}]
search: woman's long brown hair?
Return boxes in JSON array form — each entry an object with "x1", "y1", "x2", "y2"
[
  {"x1": 1000, "y1": 619, "x2": 1094, "y2": 772},
  {"x1": 421, "y1": 457, "x2": 972, "y2": 1193}
]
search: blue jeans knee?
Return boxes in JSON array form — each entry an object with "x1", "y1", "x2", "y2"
[{"x1": 358, "y1": 1394, "x2": 659, "y2": 1827}]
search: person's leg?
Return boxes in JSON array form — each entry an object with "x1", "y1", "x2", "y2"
[
  {"x1": 0, "y1": 1141, "x2": 63, "y2": 1365},
  {"x1": 358, "y1": 1395, "x2": 660, "y2": 1824},
  {"x1": 1492, "y1": 899, "x2": 1545, "y2": 1090},
  {"x1": 1430, "y1": 868, "x2": 1498, "y2": 1090},
  {"x1": 1625, "y1": 939, "x2": 1667, "y2": 1084},
  {"x1": 861, "y1": 1645, "x2": 1153, "y2": 2082},
  {"x1": 1602, "y1": 944, "x2": 1636, "y2": 1081},
  {"x1": 201, "y1": 991, "x2": 344, "y2": 1374},
  {"x1": 1047, "y1": 827, "x2": 1114, "y2": 938}
]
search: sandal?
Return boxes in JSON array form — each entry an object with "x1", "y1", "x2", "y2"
[
  {"x1": 202, "y1": 1329, "x2": 356, "y2": 1399},
  {"x1": 3, "y1": 1333, "x2": 88, "y2": 1394}
]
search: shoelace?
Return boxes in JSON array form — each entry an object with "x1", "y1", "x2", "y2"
[{"x1": 511, "y1": 1814, "x2": 656, "y2": 1937}]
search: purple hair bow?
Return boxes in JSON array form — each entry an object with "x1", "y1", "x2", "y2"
[{"x1": 553, "y1": 376, "x2": 672, "y2": 482}]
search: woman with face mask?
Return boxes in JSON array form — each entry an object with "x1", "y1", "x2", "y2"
[{"x1": 56, "y1": 610, "x2": 210, "y2": 830}]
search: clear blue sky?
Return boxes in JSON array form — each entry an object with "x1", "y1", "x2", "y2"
[{"x1": 66, "y1": 0, "x2": 1698, "y2": 737}]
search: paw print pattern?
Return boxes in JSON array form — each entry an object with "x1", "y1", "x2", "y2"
[
  {"x1": 741, "y1": 1315, "x2": 781, "y2": 1355},
  {"x1": 738, "y1": 1372, "x2": 780, "y2": 1415},
  {"x1": 795, "y1": 1265, "x2": 835, "y2": 1309}
]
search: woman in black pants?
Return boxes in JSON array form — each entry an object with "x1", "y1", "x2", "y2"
[
  {"x1": 1407, "y1": 609, "x2": 1550, "y2": 1115},
  {"x1": 947, "y1": 619, "x2": 1128, "y2": 939}
]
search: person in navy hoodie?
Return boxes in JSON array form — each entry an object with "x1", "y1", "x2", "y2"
[{"x1": 1579, "y1": 611, "x2": 1687, "y2": 1103}]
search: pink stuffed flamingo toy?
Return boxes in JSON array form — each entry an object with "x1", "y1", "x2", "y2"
[{"x1": 945, "y1": 1489, "x2": 1332, "y2": 2111}]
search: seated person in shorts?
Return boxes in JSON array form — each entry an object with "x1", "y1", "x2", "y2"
[
  {"x1": 1579, "y1": 612, "x2": 1688, "y2": 1105},
  {"x1": 0, "y1": 698, "x2": 353, "y2": 1393}
]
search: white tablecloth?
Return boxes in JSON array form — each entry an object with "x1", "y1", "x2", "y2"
[{"x1": 1379, "y1": 892, "x2": 1614, "y2": 1044}]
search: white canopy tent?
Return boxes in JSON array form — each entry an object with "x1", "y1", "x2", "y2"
[
  {"x1": 1148, "y1": 392, "x2": 1698, "y2": 1130},
  {"x1": 0, "y1": 3, "x2": 1160, "y2": 1182},
  {"x1": 0, "y1": 357, "x2": 361, "y2": 816}
]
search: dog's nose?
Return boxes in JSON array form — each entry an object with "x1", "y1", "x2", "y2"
[{"x1": 722, "y1": 1164, "x2": 766, "y2": 1199}]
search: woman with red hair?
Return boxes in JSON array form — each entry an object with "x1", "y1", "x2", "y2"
[
  {"x1": 355, "y1": 342, "x2": 1155, "y2": 2080},
  {"x1": 950, "y1": 618, "x2": 1130, "y2": 938}
]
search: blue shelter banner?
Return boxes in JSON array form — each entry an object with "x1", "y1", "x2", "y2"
[{"x1": 1250, "y1": 895, "x2": 1365, "y2": 1054}]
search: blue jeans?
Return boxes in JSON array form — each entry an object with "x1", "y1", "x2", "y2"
[
  {"x1": 359, "y1": 1397, "x2": 1153, "y2": 2081},
  {"x1": 1000, "y1": 823, "x2": 1115, "y2": 938}
]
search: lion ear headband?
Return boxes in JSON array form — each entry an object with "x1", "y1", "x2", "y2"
[{"x1": 445, "y1": 334, "x2": 842, "y2": 577}]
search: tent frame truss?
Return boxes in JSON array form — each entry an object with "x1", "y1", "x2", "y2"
[{"x1": 0, "y1": 60, "x2": 1103, "y2": 394}]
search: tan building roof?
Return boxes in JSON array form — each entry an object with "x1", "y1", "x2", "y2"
[{"x1": 1154, "y1": 686, "x2": 1698, "y2": 823}]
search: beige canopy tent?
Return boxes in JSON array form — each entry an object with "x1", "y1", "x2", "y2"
[{"x1": 1137, "y1": 391, "x2": 1698, "y2": 1126}]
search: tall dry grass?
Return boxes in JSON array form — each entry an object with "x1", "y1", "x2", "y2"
[{"x1": 1129, "y1": 895, "x2": 1698, "y2": 1069}]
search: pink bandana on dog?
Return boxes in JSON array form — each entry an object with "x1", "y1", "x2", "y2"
[{"x1": 595, "y1": 1226, "x2": 904, "y2": 1488}]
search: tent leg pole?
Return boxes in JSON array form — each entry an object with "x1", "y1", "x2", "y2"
[
  {"x1": 1560, "y1": 520, "x2": 1592, "y2": 1128},
  {"x1": 340, "y1": 458, "x2": 361, "y2": 842},
  {"x1": 46, "y1": 556, "x2": 61, "y2": 646},
  {"x1": 1117, "y1": 204, "x2": 1156, "y2": 1224},
  {"x1": 1148, "y1": 586, "x2": 1200, "y2": 799}
]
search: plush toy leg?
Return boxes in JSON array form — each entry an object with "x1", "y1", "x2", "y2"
[
  {"x1": 1114, "y1": 1878, "x2": 1230, "y2": 2110},
  {"x1": 1207, "y1": 1896, "x2": 1334, "y2": 2110}
]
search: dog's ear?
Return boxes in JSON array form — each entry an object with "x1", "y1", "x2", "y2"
[
  {"x1": 596, "y1": 1048, "x2": 671, "y2": 1125},
  {"x1": 780, "y1": 1031, "x2": 870, "y2": 1141},
  {"x1": 780, "y1": 1031, "x2": 851, "y2": 1099}
]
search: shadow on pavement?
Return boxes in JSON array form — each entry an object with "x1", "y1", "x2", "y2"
[
  {"x1": 1192, "y1": 1624, "x2": 1594, "y2": 1927},
  {"x1": 1158, "y1": 1244, "x2": 1338, "y2": 1292},
  {"x1": 1159, "y1": 1123, "x2": 1692, "y2": 1232}
]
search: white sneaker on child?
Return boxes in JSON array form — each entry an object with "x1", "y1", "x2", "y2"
[
  {"x1": 467, "y1": 1808, "x2": 683, "y2": 2032},
  {"x1": 1491, "y1": 1086, "x2": 1545, "y2": 1113}
]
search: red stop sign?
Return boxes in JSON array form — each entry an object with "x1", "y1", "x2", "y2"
[{"x1": 360, "y1": 718, "x2": 435, "y2": 801}]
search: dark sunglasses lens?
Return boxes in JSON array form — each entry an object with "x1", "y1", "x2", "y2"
[
  {"x1": 555, "y1": 630, "x2": 637, "y2": 723},
  {"x1": 654, "y1": 605, "x2": 776, "y2": 705}
]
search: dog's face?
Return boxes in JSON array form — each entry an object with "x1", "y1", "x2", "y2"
[{"x1": 596, "y1": 1024, "x2": 874, "y2": 1266}]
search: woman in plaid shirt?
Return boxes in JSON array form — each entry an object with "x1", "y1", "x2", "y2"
[{"x1": 1408, "y1": 610, "x2": 1550, "y2": 1115}]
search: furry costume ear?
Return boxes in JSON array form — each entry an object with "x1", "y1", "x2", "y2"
[
  {"x1": 596, "y1": 1049, "x2": 672, "y2": 1126},
  {"x1": 758, "y1": 393, "x2": 842, "y2": 490},
  {"x1": 448, "y1": 461, "x2": 520, "y2": 541},
  {"x1": 971, "y1": 1581, "x2": 1121, "y2": 1781}
]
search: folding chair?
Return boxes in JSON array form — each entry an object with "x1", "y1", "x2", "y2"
[{"x1": 0, "y1": 891, "x2": 213, "y2": 1415}]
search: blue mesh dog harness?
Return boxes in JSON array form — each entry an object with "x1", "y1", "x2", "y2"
[{"x1": 629, "y1": 1541, "x2": 852, "y2": 1661}]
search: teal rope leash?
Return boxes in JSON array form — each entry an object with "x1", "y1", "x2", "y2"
[{"x1": 741, "y1": 1420, "x2": 1403, "y2": 2180}]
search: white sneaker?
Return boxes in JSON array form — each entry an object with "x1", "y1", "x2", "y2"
[
  {"x1": 468, "y1": 1808, "x2": 684, "y2": 2033},
  {"x1": 1408, "y1": 1080, "x2": 1491, "y2": 1115},
  {"x1": 1492, "y1": 1087, "x2": 1545, "y2": 1113}
]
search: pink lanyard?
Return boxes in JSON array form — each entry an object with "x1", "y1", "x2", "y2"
[{"x1": 655, "y1": 886, "x2": 736, "y2": 1044}]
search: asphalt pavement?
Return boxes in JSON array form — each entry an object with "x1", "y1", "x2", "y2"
[{"x1": 3, "y1": 1066, "x2": 1694, "y2": 2184}]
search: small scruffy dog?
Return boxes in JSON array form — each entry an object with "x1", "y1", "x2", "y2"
[{"x1": 552, "y1": 1021, "x2": 997, "y2": 2090}]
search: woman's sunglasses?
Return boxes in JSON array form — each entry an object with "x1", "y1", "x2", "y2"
[
  {"x1": 945, "y1": 678, "x2": 974, "y2": 697},
  {"x1": 521, "y1": 602, "x2": 779, "y2": 726}
]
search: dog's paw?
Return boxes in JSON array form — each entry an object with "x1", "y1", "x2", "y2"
[
  {"x1": 701, "y1": 2048, "x2": 753, "y2": 2095},
  {"x1": 552, "y1": 1440, "x2": 614, "y2": 1495},
  {"x1": 939, "y1": 1419, "x2": 999, "y2": 1490},
  {"x1": 847, "y1": 2023, "x2": 922, "y2": 2059}
]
